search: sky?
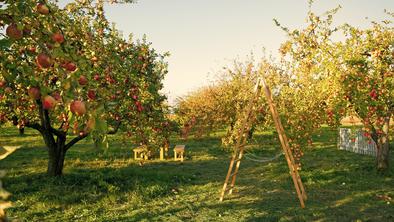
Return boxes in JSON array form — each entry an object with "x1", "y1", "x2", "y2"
[{"x1": 59, "y1": 0, "x2": 394, "y2": 104}]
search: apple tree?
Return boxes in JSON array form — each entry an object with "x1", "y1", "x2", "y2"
[
  {"x1": 275, "y1": 3, "x2": 393, "y2": 170},
  {"x1": 339, "y1": 20, "x2": 393, "y2": 170},
  {"x1": 88, "y1": 37, "x2": 171, "y2": 153},
  {"x1": 0, "y1": 0, "x2": 167, "y2": 176}
]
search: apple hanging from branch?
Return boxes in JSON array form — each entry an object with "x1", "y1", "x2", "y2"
[{"x1": 70, "y1": 100, "x2": 87, "y2": 116}]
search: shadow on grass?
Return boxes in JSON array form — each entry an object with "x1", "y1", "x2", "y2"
[{"x1": 1, "y1": 126, "x2": 393, "y2": 221}]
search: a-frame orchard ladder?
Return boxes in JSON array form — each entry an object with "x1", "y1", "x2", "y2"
[{"x1": 219, "y1": 77, "x2": 307, "y2": 208}]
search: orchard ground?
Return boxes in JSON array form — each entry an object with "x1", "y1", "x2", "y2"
[{"x1": 0, "y1": 126, "x2": 393, "y2": 221}]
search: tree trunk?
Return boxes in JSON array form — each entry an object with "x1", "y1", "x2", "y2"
[
  {"x1": 47, "y1": 136, "x2": 66, "y2": 176},
  {"x1": 47, "y1": 148, "x2": 66, "y2": 176},
  {"x1": 18, "y1": 126, "x2": 24, "y2": 135},
  {"x1": 40, "y1": 128, "x2": 67, "y2": 176},
  {"x1": 376, "y1": 116, "x2": 390, "y2": 171}
]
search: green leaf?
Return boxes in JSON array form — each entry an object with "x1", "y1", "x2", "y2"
[
  {"x1": 17, "y1": 1, "x2": 25, "y2": 12},
  {"x1": 0, "y1": 39, "x2": 12, "y2": 50},
  {"x1": 96, "y1": 104, "x2": 105, "y2": 114},
  {"x1": 52, "y1": 48, "x2": 65, "y2": 58}
]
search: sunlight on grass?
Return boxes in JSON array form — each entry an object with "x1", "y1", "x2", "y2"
[
  {"x1": 334, "y1": 191, "x2": 376, "y2": 207},
  {"x1": 0, "y1": 126, "x2": 393, "y2": 221}
]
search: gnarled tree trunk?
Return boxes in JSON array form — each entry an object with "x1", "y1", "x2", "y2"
[{"x1": 46, "y1": 135, "x2": 67, "y2": 176}]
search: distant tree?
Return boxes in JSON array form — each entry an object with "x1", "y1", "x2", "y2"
[{"x1": 174, "y1": 59, "x2": 266, "y2": 140}]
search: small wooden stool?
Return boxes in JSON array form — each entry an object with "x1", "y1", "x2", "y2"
[
  {"x1": 174, "y1": 145, "x2": 185, "y2": 162},
  {"x1": 160, "y1": 142, "x2": 170, "y2": 160},
  {"x1": 133, "y1": 146, "x2": 148, "y2": 160},
  {"x1": 160, "y1": 147, "x2": 165, "y2": 160}
]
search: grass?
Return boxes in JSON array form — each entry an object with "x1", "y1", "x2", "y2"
[{"x1": 0, "y1": 126, "x2": 393, "y2": 221}]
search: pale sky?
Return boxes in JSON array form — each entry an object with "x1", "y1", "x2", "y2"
[{"x1": 59, "y1": 0, "x2": 393, "y2": 104}]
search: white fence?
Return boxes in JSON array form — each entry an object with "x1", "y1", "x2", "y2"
[{"x1": 338, "y1": 128, "x2": 377, "y2": 157}]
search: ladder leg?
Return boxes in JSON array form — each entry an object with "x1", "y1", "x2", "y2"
[
  {"x1": 220, "y1": 131, "x2": 250, "y2": 200},
  {"x1": 277, "y1": 123, "x2": 307, "y2": 201},
  {"x1": 284, "y1": 145, "x2": 306, "y2": 206},
  {"x1": 228, "y1": 137, "x2": 247, "y2": 195},
  {"x1": 287, "y1": 149, "x2": 307, "y2": 201},
  {"x1": 298, "y1": 172, "x2": 307, "y2": 200},
  {"x1": 274, "y1": 120, "x2": 306, "y2": 208},
  {"x1": 228, "y1": 151, "x2": 243, "y2": 195},
  {"x1": 288, "y1": 162, "x2": 305, "y2": 208},
  {"x1": 261, "y1": 77, "x2": 307, "y2": 208},
  {"x1": 295, "y1": 167, "x2": 307, "y2": 200},
  {"x1": 276, "y1": 129, "x2": 305, "y2": 208},
  {"x1": 219, "y1": 154, "x2": 237, "y2": 201}
]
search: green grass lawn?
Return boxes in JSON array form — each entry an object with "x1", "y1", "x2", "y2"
[{"x1": 0, "y1": 126, "x2": 393, "y2": 221}]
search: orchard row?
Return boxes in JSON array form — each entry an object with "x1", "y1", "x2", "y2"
[{"x1": 174, "y1": 6, "x2": 393, "y2": 171}]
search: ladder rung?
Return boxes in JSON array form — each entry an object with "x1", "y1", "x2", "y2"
[
  {"x1": 234, "y1": 158, "x2": 242, "y2": 162},
  {"x1": 230, "y1": 172, "x2": 238, "y2": 178}
]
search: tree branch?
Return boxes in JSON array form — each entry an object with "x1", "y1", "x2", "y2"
[
  {"x1": 37, "y1": 100, "x2": 46, "y2": 126},
  {"x1": 65, "y1": 133, "x2": 89, "y2": 151},
  {"x1": 25, "y1": 122, "x2": 43, "y2": 133},
  {"x1": 50, "y1": 127, "x2": 66, "y2": 138},
  {"x1": 37, "y1": 99, "x2": 56, "y2": 147},
  {"x1": 43, "y1": 109, "x2": 52, "y2": 129}
]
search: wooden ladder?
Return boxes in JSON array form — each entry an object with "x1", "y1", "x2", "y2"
[{"x1": 219, "y1": 77, "x2": 307, "y2": 208}]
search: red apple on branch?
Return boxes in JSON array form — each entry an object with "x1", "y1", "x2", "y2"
[
  {"x1": 70, "y1": 100, "x2": 87, "y2": 116},
  {"x1": 37, "y1": 3, "x2": 49, "y2": 15},
  {"x1": 78, "y1": 75, "x2": 88, "y2": 85},
  {"x1": 52, "y1": 32, "x2": 64, "y2": 44},
  {"x1": 36, "y1": 53, "x2": 52, "y2": 69},
  {"x1": 6, "y1": 23, "x2": 23, "y2": 39},
  {"x1": 28, "y1": 87, "x2": 41, "y2": 100},
  {"x1": 46, "y1": 43, "x2": 54, "y2": 50},
  {"x1": 43, "y1": 95, "x2": 56, "y2": 110},
  {"x1": 28, "y1": 47, "x2": 36, "y2": 53},
  {"x1": 65, "y1": 62, "x2": 77, "y2": 72},
  {"x1": 87, "y1": 89, "x2": 96, "y2": 100}
]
